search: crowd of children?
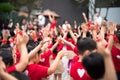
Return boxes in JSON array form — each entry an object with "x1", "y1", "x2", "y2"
[{"x1": 0, "y1": 12, "x2": 120, "y2": 80}]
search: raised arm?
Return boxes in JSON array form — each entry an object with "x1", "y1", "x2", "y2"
[
  {"x1": 82, "y1": 12, "x2": 88, "y2": 23},
  {"x1": 67, "y1": 25, "x2": 77, "y2": 43},
  {"x1": 97, "y1": 34, "x2": 117, "y2": 80},
  {"x1": 15, "y1": 32, "x2": 29, "y2": 72},
  {"x1": 61, "y1": 37, "x2": 75, "y2": 50},
  {"x1": 50, "y1": 36, "x2": 62, "y2": 51},
  {"x1": 107, "y1": 22, "x2": 115, "y2": 50},
  {"x1": 78, "y1": 26, "x2": 82, "y2": 36},
  {"x1": 98, "y1": 26, "x2": 107, "y2": 45},
  {"x1": 28, "y1": 41, "x2": 45, "y2": 59},
  {"x1": 47, "y1": 50, "x2": 67, "y2": 74}
]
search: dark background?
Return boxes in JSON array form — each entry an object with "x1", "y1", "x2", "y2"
[{"x1": 42, "y1": 0, "x2": 88, "y2": 26}]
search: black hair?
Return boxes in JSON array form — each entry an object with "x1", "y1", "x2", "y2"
[
  {"x1": 0, "y1": 48, "x2": 13, "y2": 66},
  {"x1": 52, "y1": 36, "x2": 59, "y2": 54},
  {"x1": 115, "y1": 31, "x2": 120, "y2": 43},
  {"x1": 116, "y1": 24, "x2": 120, "y2": 32},
  {"x1": 76, "y1": 37, "x2": 97, "y2": 54},
  {"x1": 27, "y1": 36, "x2": 41, "y2": 54},
  {"x1": 67, "y1": 32, "x2": 72, "y2": 38},
  {"x1": 82, "y1": 52, "x2": 105, "y2": 79},
  {"x1": 81, "y1": 31, "x2": 92, "y2": 38},
  {"x1": 52, "y1": 36, "x2": 57, "y2": 45},
  {"x1": 53, "y1": 47, "x2": 58, "y2": 54},
  {"x1": 63, "y1": 19, "x2": 68, "y2": 23},
  {"x1": 10, "y1": 71, "x2": 30, "y2": 80}
]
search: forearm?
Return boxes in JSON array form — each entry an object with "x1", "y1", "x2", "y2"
[
  {"x1": 51, "y1": 42, "x2": 59, "y2": 51},
  {"x1": 63, "y1": 32, "x2": 68, "y2": 39},
  {"x1": 48, "y1": 55, "x2": 61, "y2": 74},
  {"x1": 69, "y1": 30, "x2": 77, "y2": 43},
  {"x1": 92, "y1": 30, "x2": 97, "y2": 41},
  {"x1": 16, "y1": 44, "x2": 28, "y2": 72},
  {"x1": 78, "y1": 29, "x2": 81, "y2": 36},
  {"x1": 19, "y1": 44, "x2": 28, "y2": 62},
  {"x1": 28, "y1": 44, "x2": 42, "y2": 59},
  {"x1": 62, "y1": 38, "x2": 75, "y2": 49},
  {"x1": 48, "y1": 50, "x2": 67, "y2": 74},
  {"x1": 104, "y1": 57, "x2": 117, "y2": 80},
  {"x1": 99, "y1": 27, "x2": 105, "y2": 40},
  {"x1": 107, "y1": 35, "x2": 114, "y2": 50},
  {"x1": 0, "y1": 72, "x2": 17, "y2": 80},
  {"x1": 82, "y1": 32, "x2": 87, "y2": 38}
]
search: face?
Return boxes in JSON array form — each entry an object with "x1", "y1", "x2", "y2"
[
  {"x1": 21, "y1": 25, "x2": 27, "y2": 31},
  {"x1": 96, "y1": 13, "x2": 100, "y2": 17},
  {"x1": 65, "y1": 20, "x2": 68, "y2": 24},
  {"x1": 2, "y1": 30, "x2": 9, "y2": 38}
]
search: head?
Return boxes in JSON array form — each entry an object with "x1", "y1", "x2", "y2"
[
  {"x1": 96, "y1": 12, "x2": 100, "y2": 17},
  {"x1": 82, "y1": 52, "x2": 105, "y2": 79},
  {"x1": 67, "y1": 32, "x2": 72, "y2": 38},
  {"x1": 27, "y1": 40, "x2": 41, "y2": 64},
  {"x1": 114, "y1": 31, "x2": 120, "y2": 44},
  {"x1": 21, "y1": 18, "x2": 27, "y2": 24},
  {"x1": 0, "y1": 48, "x2": 13, "y2": 67},
  {"x1": 21, "y1": 25, "x2": 27, "y2": 31},
  {"x1": 10, "y1": 71, "x2": 30, "y2": 80},
  {"x1": 2, "y1": 29, "x2": 10, "y2": 39},
  {"x1": 76, "y1": 37, "x2": 97, "y2": 55}
]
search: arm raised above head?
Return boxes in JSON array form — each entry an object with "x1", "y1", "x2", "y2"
[
  {"x1": 47, "y1": 50, "x2": 67, "y2": 75},
  {"x1": 15, "y1": 32, "x2": 29, "y2": 72}
]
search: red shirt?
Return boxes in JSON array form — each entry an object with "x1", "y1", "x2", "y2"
[
  {"x1": 6, "y1": 65, "x2": 16, "y2": 73},
  {"x1": 25, "y1": 64, "x2": 48, "y2": 80},
  {"x1": 39, "y1": 50, "x2": 52, "y2": 67},
  {"x1": 111, "y1": 46, "x2": 120, "y2": 72},
  {"x1": 65, "y1": 38, "x2": 75, "y2": 51},
  {"x1": 48, "y1": 44, "x2": 53, "y2": 48},
  {"x1": 70, "y1": 62, "x2": 92, "y2": 80},
  {"x1": 73, "y1": 46, "x2": 79, "y2": 55},
  {"x1": 50, "y1": 21, "x2": 57, "y2": 29},
  {"x1": 72, "y1": 56, "x2": 79, "y2": 64}
]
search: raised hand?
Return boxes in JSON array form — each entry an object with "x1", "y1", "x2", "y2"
[
  {"x1": 16, "y1": 32, "x2": 29, "y2": 45},
  {"x1": 108, "y1": 22, "x2": 115, "y2": 34}
]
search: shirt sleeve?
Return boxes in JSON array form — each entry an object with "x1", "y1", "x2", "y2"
[{"x1": 37, "y1": 65, "x2": 49, "y2": 78}]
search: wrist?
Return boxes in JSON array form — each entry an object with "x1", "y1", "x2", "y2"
[{"x1": 17, "y1": 44, "x2": 26, "y2": 50}]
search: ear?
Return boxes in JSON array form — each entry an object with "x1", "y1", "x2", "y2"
[{"x1": 84, "y1": 50, "x2": 90, "y2": 55}]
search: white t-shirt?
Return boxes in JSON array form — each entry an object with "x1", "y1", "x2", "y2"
[
  {"x1": 94, "y1": 16, "x2": 102, "y2": 25},
  {"x1": 38, "y1": 15, "x2": 46, "y2": 26}
]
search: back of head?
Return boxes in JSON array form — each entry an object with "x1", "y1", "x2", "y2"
[
  {"x1": 82, "y1": 52, "x2": 105, "y2": 79},
  {"x1": 10, "y1": 71, "x2": 30, "y2": 80},
  {"x1": 27, "y1": 37, "x2": 41, "y2": 54},
  {"x1": 67, "y1": 32, "x2": 71, "y2": 38},
  {"x1": 76, "y1": 37, "x2": 97, "y2": 54},
  {"x1": 0, "y1": 48, "x2": 13, "y2": 66}
]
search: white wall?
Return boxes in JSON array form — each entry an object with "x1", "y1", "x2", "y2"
[{"x1": 96, "y1": 7, "x2": 120, "y2": 24}]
